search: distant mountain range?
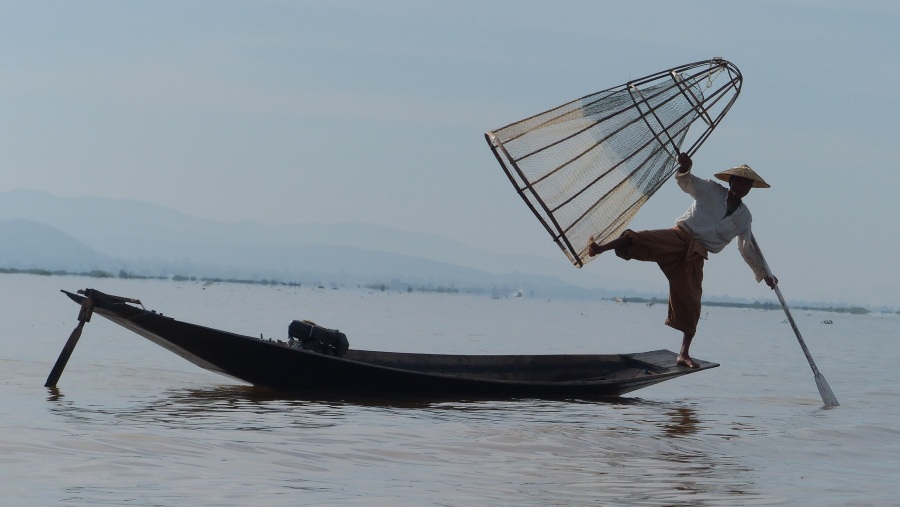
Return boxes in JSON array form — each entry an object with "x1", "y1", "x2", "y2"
[
  {"x1": 0, "y1": 189, "x2": 639, "y2": 299},
  {"x1": 0, "y1": 218, "x2": 115, "y2": 272}
]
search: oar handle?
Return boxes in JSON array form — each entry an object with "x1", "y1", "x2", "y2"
[
  {"x1": 751, "y1": 234, "x2": 839, "y2": 407},
  {"x1": 771, "y1": 284, "x2": 822, "y2": 376}
]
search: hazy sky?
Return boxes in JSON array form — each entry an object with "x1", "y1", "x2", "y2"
[{"x1": 3, "y1": 1, "x2": 899, "y2": 308}]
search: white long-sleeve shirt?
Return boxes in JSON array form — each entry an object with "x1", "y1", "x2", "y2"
[{"x1": 673, "y1": 171, "x2": 769, "y2": 282}]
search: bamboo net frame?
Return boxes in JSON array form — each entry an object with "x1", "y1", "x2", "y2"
[{"x1": 485, "y1": 58, "x2": 743, "y2": 267}]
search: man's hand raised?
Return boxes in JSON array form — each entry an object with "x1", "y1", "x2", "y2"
[{"x1": 677, "y1": 152, "x2": 692, "y2": 173}]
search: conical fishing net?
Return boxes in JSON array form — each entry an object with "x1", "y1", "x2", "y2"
[{"x1": 486, "y1": 58, "x2": 742, "y2": 267}]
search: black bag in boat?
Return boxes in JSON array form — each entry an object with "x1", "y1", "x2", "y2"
[{"x1": 288, "y1": 319, "x2": 350, "y2": 357}]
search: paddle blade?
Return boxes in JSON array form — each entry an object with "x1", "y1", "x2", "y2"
[
  {"x1": 816, "y1": 373, "x2": 840, "y2": 408},
  {"x1": 44, "y1": 321, "x2": 85, "y2": 387}
]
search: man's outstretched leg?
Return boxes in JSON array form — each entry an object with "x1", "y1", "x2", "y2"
[
  {"x1": 677, "y1": 331, "x2": 698, "y2": 368},
  {"x1": 588, "y1": 235, "x2": 633, "y2": 257}
]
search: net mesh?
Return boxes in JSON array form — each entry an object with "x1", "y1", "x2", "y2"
[{"x1": 486, "y1": 58, "x2": 742, "y2": 267}]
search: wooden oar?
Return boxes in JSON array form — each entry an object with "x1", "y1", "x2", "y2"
[
  {"x1": 751, "y1": 235, "x2": 839, "y2": 407},
  {"x1": 44, "y1": 296, "x2": 94, "y2": 388}
]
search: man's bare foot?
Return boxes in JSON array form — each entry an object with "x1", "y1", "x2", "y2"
[
  {"x1": 588, "y1": 242, "x2": 603, "y2": 257},
  {"x1": 676, "y1": 355, "x2": 698, "y2": 368}
]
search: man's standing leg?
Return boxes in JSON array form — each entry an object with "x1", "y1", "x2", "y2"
[{"x1": 661, "y1": 258, "x2": 704, "y2": 368}]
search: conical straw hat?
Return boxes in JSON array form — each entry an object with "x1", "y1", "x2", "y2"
[{"x1": 714, "y1": 164, "x2": 770, "y2": 188}]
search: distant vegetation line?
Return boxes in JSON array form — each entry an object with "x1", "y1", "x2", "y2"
[
  {"x1": 612, "y1": 297, "x2": 875, "y2": 315},
  {"x1": 2, "y1": 266, "x2": 893, "y2": 314},
  {"x1": 0, "y1": 267, "x2": 490, "y2": 296}
]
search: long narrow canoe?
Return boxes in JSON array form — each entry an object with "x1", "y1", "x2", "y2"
[{"x1": 54, "y1": 288, "x2": 718, "y2": 398}]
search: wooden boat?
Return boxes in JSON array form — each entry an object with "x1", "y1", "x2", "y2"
[{"x1": 47, "y1": 288, "x2": 718, "y2": 398}]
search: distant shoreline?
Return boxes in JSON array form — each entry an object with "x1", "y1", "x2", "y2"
[
  {"x1": 607, "y1": 296, "x2": 873, "y2": 315},
  {"x1": 0, "y1": 267, "x2": 479, "y2": 296},
  {"x1": 2, "y1": 266, "x2": 892, "y2": 315}
]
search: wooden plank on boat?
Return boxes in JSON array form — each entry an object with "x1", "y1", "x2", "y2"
[{"x1": 627, "y1": 349, "x2": 718, "y2": 371}]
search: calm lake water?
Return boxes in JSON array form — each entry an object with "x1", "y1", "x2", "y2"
[{"x1": 2, "y1": 273, "x2": 898, "y2": 506}]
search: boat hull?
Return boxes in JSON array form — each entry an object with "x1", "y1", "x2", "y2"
[{"x1": 61, "y1": 289, "x2": 718, "y2": 398}]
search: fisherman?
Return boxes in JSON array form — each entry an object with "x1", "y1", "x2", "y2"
[{"x1": 588, "y1": 153, "x2": 778, "y2": 368}]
